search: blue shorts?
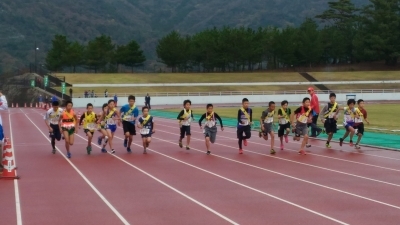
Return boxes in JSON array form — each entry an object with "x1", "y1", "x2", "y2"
[
  {"x1": 106, "y1": 124, "x2": 117, "y2": 133},
  {"x1": 345, "y1": 122, "x2": 355, "y2": 131}
]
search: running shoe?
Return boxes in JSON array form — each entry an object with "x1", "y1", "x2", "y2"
[
  {"x1": 270, "y1": 149, "x2": 276, "y2": 155},
  {"x1": 123, "y1": 138, "x2": 127, "y2": 148},
  {"x1": 239, "y1": 149, "x2": 243, "y2": 154},
  {"x1": 355, "y1": 144, "x2": 361, "y2": 149},
  {"x1": 306, "y1": 144, "x2": 311, "y2": 148},
  {"x1": 206, "y1": 151, "x2": 211, "y2": 155},
  {"x1": 186, "y1": 146, "x2": 190, "y2": 150},
  {"x1": 101, "y1": 148, "x2": 107, "y2": 153},
  {"x1": 326, "y1": 143, "x2": 331, "y2": 148},
  {"x1": 298, "y1": 149, "x2": 306, "y2": 155},
  {"x1": 259, "y1": 132, "x2": 262, "y2": 138},
  {"x1": 111, "y1": 149, "x2": 116, "y2": 154},
  {"x1": 349, "y1": 140, "x2": 354, "y2": 147},
  {"x1": 143, "y1": 149, "x2": 147, "y2": 154},
  {"x1": 127, "y1": 147, "x2": 132, "y2": 153},
  {"x1": 87, "y1": 146, "x2": 92, "y2": 155},
  {"x1": 52, "y1": 148, "x2": 56, "y2": 154},
  {"x1": 339, "y1": 138, "x2": 343, "y2": 146},
  {"x1": 97, "y1": 137, "x2": 102, "y2": 145},
  {"x1": 280, "y1": 144, "x2": 284, "y2": 150},
  {"x1": 179, "y1": 141, "x2": 183, "y2": 148},
  {"x1": 322, "y1": 129, "x2": 326, "y2": 134},
  {"x1": 243, "y1": 139, "x2": 248, "y2": 146},
  {"x1": 67, "y1": 152, "x2": 71, "y2": 158},
  {"x1": 284, "y1": 135, "x2": 289, "y2": 143}
]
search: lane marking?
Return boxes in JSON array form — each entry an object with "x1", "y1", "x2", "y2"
[
  {"x1": 158, "y1": 117, "x2": 400, "y2": 161},
  {"x1": 23, "y1": 112, "x2": 131, "y2": 225},
  {"x1": 156, "y1": 119, "x2": 400, "y2": 171},
  {"x1": 9, "y1": 112, "x2": 22, "y2": 225},
  {"x1": 26, "y1": 111, "x2": 239, "y2": 225},
  {"x1": 142, "y1": 130, "x2": 400, "y2": 211}
]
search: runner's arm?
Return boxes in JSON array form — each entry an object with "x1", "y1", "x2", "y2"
[
  {"x1": 79, "y1": 113, "x2": 86, "y2": 126},
  {"x1": 74, "y1": 114, "x2": 78, "y2": 128},
  {"x1": 215, "y1": 113, "x2": 223, "y2": 128},
  {"x1": 319, "y1": 105, "x2": 328, "y2": 121},
  {"x1": 249, "y1": 108, "x2": 253, "y2": 122},
  {"x1": 237, "y1": 109, "x2": 242, "y2": 124},
  {"x1": 198, "y1": 113, "x2": 206, "y2": 127},
  {"x1": 43, "y1": 111, "x2": 51, "y2": 130},
  {"x1": 277, "y1": 109, "x2": 283, "y2": 119},
  {"x1": 177, "y1": 110, "x2": 184, "y2": 120}
]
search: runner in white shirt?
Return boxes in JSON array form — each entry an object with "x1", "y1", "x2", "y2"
[
  {"x1": 0, "y1": 91, "x2": 8, "y2": 110},
  {"x1": 44, "y1": 101, "x2": 64, "y2": 154}
]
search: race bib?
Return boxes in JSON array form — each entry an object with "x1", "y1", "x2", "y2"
[
  {"x1": 107, "y1": 118, "x2": 115, "y2": 124},
  {"x1": 86, "y1": 123, "x2": 97, "y2": 130},
  {"x1": 328, "y1": 113, "x2": 335, "y2": 119},
  {"x1": 182, "y1": 117, "x2": 191, "y2": 126},
  {"x1": 298, "y1": 115, "x2": 308, "y2": 123},
  {"x1": 140, "y1": 128, "x2": 150, "y2": 135},
  {"x1": 354, "y1": 117, "x2": 363, "y2": 123},
  {"x1": 279, "y1": 118, "x2": 287, "y2": 124},
  {"x1": 264, "y1": 117, "x2": 273, "y2": 123},
  {"x1": 206, "y1": 121, "x2": 215, "y2": 128},
  {"x1": 241, "y1": 120, "x2": 249, "y2": 125},
  {"x1": 124, "y1": 115, "x2": 134, "y2": 121},
  {"x1": 50, "y1": 118, "x2": 59, "y2": 125}
]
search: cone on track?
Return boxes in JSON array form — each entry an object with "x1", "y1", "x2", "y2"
[
  {"x1": 1, "y1": 139, "x2": 19, "y2": 180},
  {"x1": 30, "y1": 103, "x2": 33, "y2": 107},
  {"x1": 36, "y1": 103, "x2": 38, "y2": 108},
  {"x1": 11, "y1": 103, "x2": 14, "y2": 108},
  {"x1": 16, "y1": 103, "x2": 18, "y2": 108},
  {"x1": 24, "y1": 103, "x2": 26, "y2": 108},
  {"x1": 4, "y1": 137, "x2": 11, "y2": 149}
]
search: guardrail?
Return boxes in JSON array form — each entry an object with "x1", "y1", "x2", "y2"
[{"x1": 71, "y1": 89, "x2": 400, "y2": 98}]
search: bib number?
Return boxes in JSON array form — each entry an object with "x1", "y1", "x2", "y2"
[
  {"x1": 86, "y1": 123, "x2": 97, "y2": 130},
  {"x1": 264, "y1": 117, "x2": 273, "y2": 123},
  {"x1": 140, "y1": 128, "x2": 150, "y2": 135},
  {"x1": 206, "y1": 121, "x2": 215, "y2": 128},
  {"x1": 124, "y1": 115, "x2": 134, "y2": 121},
  {"x1": 107, "y1": 118, "x2": 115, "y2": 124},
  {"x1": 241, "y1": 120, "x2": 249, "y2": 125},
  {"x1": 279, "y1": 118, "x2": 287, "y2": 124}
]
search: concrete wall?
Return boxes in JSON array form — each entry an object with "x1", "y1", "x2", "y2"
[{"x1": 72, "y1": 92, "x2": 400, "y2": 107}]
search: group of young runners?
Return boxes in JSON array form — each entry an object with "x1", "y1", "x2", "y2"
[{"x1": 43, "y1": 92, "x2": 369, "y2": 158}]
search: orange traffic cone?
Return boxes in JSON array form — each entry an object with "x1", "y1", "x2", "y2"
[
  {"x1": 30, "y1": 103, "x2": 33, "y2": 107},
  {"x1": 11, "y1": 103, "x2": 14, "y2": 108},
  {"x1": 24, "y1": 103, "x2": 26, "y2": 108},
  {"x1": 4, "y1": 137, "x2": 11, "y2": 149},
  {"x1": 16, "y1": 103, "x2": 18, "y2": 108},
  {"x1": 36, "y1": 103, "x2": 38, "y2": 108},
  {"x1": 1, "y1": 139, "x2": 19, "y2": 180}
]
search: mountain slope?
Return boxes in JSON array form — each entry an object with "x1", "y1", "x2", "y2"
[{"x1": 0, "y1": 0, "x2": 368, "y2": 71}]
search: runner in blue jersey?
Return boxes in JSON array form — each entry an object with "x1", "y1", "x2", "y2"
[
  {"x1": 99, "y1": 99, "x2": 121, "y2": 154},
  {"x1": 120, "y1": 95, "x2": 139, "y2": 153}
]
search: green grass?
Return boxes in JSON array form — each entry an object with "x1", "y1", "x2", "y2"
[
  {"x1": 310, "y1": 71, "x2": 400, "y2": 81},
  {"x1": 59, "y1": 72, "x2": 307, "y2": 84},
  {"x1": 162, "y1": 103, "x2": 400, "y2": 132}
]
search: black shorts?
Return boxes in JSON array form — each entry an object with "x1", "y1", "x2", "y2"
[
  {"x1": 237, "y1": 125, "x2": 251, "y2": 139},
  {"x1": 324, "y1": 119, "x2": 337, "y2": 134},
  {"x1": 84, "y1": 129, "x2": 95, "y2": 135},
  {"x1": 50, "y1": 124, "x2": 61, "y2": 141},
  {"x1": 180, "y1": 126, "x2": 191, "y2": 138},
  {"x1": 122, "y1": 121, "x2": 136, "y2": 135},
  {"x1": 141, "y1": 134, "x2": 152, "y2": 138},
  {"x1": 355, "y1": 123, "x2": 364, "y2": 135},
  {"x1": 278, "y1": 123, "x2": 290, "y2": 137}
]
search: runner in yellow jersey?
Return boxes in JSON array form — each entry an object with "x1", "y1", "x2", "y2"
[
  {"x1": 137, "y1": 106, "x2": 155, "y2": 154},
  {"x1": 58, "y1": 100, "x2": 78, "y2": 158},
  {"x1": 290, "y1": 97, "x2": 313, "y2": 155},
  {"x1": 260, "y1": 101, "x2": 276, "y2": 154},
  {"x1": 277, "y1": 100, "x2": 291, "y2": 150},
  {"x1": 319, "y1": 93, "x2": 340, "y2": 148},
  {"x1": 177, "y1": 99, "x2": 194, "y2": 150},
  {"x1": 97, "y1": 103, "x2": 110, "y2": 153},
  {"x1": 79, "y1": 103, "x2": 97, "y2": 155}
]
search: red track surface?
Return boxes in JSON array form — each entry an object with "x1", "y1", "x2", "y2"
[{"x1": 2, "y1": 108, "x2": 400, "y2": 225}]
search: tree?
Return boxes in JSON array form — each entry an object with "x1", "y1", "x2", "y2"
[
  {"x1": 64, "y1": 41, "x2": 84, "y2": 73},
  {"x1": 156, "y1": 31, "x2": 187, "y2": 72},
  {"x1": 84, "y1": 35, "x2": 115, "y2": 73},
  {"x1": 45, "y1": 35, "x2": 70, "y2": 71},
  {"x1": 297, "y1": 18, "x2": 324, "y2": 67},
  {"x1": 122, "y1": 40, "x2": 146, "y2": 72},
  {"x1": 357, "y1": 0, "x2": 400, "y2": 65}
]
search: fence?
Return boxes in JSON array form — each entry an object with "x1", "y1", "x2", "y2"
[{"x1": 72, "y1": 89, "x2": 400, "y2": 98}]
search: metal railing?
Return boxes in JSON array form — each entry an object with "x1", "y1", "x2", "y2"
[{"x1": 71, "y1": 89, "x2": 400, "y2": 98}]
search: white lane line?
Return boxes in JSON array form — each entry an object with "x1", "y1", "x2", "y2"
[
  {"x1": 9, "y1": 112, "x2": 22, "y2": 225},
  {"x1": 155, "y1": 124, "x2": 400, "y2": 186},
  {"x1": 23, "y1": 112, "x2": 131, "y2": 225},
  {"x1": 158, "y1": 117, "x2": 400, "y2": 161},
  {"x1": 156, "y1": 121, "x2": 400, "y2": 172},
  {"x1": 106, "y1": 136, "x2": 348, "y2": 225},
  {"x1": 140, "y1": 128, "x2": 400, "y2": 210}
]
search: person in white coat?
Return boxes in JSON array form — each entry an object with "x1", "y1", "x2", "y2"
[{"x1": 0, "y1": 91, "x2": 8, "y2": 110}]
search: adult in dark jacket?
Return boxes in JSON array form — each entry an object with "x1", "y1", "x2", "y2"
[{"x1": 145, "y1": 94, "x2": 151, "y2": 109}]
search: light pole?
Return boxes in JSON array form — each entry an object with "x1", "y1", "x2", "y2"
[{"x1": 34, "y1": 42, "x2": 39, "y2": 73}]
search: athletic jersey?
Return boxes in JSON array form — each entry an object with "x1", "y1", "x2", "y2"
[
  {"x1": 343, "y1": 107, "x2": 356, "y2": 125},
  {"x1": 198, "y1": 112, "x2": 223, "y2": 128},
  {"x1": 237, "y1": 108, "x2": 252, "y2": 126},
  {"x1": 261, "y1": 109, "x2": 275, "y2": 124},
  {"x1": 320, "y1": 102, "x2": 340, "y2": 120},
  {"x1": 61, "y1": 110, "x2": 76, "y2": 129},
  {"x1": 177, "y1": 109, "x2": 194, "y2": 126},
  {"x1": 120, "y1": 104, "x2": 139, "y2": 124},
  {"x1": 277, "y1": 108, "x2": 291, "y2": 124},
  {"x1": 355, "y1": 108, "x2": 367, "y2": 125},
  {"x1": 0, "y1": 95, "x2": 8, "y2": 108},
  {"x1": 294, "y1": 106, "x2": 312, "y2": 124},
  {"x1": 80, "y1": 112, "x2": 97, "y2": 131},
  {"x1": 138, "y1": 115, "x2": 154, "y2": 135},
  {"x1": 44, "y1": 108, "x2": 64, "y2": 125},
  {"x1": 104, "y1": 109, "x2": 117, "y2": 125}
]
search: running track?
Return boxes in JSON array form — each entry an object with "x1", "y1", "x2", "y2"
[{"x1": 1, "y1": 108, "x2": 400, "y2": 225}]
